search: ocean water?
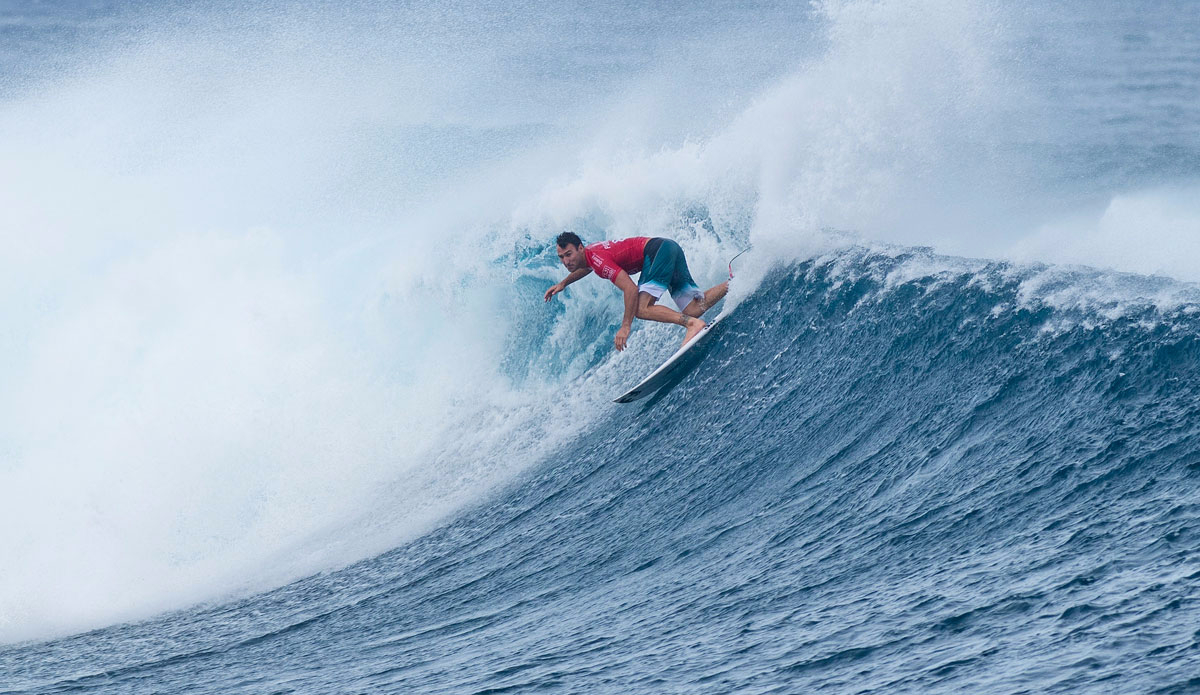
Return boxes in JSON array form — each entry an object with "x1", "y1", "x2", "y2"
[{"x1": 2, "y1": 1, "x2": 1200, "y2": 693}]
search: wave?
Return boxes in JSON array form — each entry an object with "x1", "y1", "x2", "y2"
[
  {"x1": 5, "y1": 245, "x2": 1198, "y2": 693},
  {"x1": 3, "y1": 0, "x2": 1200, "y2": 649}
]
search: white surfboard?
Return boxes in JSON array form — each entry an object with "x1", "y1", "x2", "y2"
[{"x1": 614, "y1": 315, "x2": 726, "y2": 403}]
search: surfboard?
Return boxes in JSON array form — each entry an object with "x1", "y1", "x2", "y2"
[{"x1": 614, "y1": 315, "x2": 726, "y2": 403}]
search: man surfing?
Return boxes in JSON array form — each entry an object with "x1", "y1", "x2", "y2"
[{"x1": 544, "y1": 232, "x2": 729, "y2": 352}]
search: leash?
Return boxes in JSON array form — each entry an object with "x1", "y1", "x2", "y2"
[{"x1": 727, "y1": 248, "x2": 750, "y2": 279}]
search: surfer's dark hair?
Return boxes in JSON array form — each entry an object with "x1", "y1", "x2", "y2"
[{"x1": 556, "y1": 232, "x2": 583, "y2": 248}]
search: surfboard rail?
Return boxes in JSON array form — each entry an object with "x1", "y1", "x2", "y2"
[{"x1": 614, "y1": 315, "x2": 725, "y2": 403}]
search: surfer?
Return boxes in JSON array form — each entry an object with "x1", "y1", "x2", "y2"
[{"x1": 544, "y1": 232, "x2": 729, "y2": 351}]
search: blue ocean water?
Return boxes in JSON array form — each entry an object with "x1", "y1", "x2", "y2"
[{"x1": 3, "y1": 1, "x2": 1200, "y2": 693}]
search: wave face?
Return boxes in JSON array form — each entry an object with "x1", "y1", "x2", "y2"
[{"x1": 4, "y1": 248, "x2": 1200, "y2": 693}]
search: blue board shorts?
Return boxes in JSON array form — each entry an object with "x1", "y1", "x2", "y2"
[{"x1": 638, "y1": 238, "x2": 705, "y2": 312}]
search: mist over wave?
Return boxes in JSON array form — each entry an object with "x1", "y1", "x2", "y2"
[{"x1": 1, "y1": 0, "x2": 1198, "y2": 647}]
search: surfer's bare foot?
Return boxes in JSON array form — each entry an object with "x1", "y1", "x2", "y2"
[{"x1": 682, "y1": 316, "x2": 707, "y2": 345}]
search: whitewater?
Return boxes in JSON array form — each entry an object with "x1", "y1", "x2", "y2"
[{"x1": 2, "y1": 0, "x2": 1199, "y2": 692}]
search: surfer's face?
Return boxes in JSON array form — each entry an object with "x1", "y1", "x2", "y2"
[{"x1": 557, "y1": 243, "x2": 585, "y2": 272}]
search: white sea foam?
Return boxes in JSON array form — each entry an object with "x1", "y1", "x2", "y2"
[
  {"x1": 1008, "y1": 185, "x2": 1200, "y2": 283},
  {"x1": 0, "y1": 8, "x2": 639, "y2": 644}
]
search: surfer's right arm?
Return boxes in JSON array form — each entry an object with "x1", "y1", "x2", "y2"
[
  {"x1": 612, "y1": 270, "x2": 638, "y2": 352},
  {"x1": 544, "y1": 267, "x2": 592, "y2": 302}
]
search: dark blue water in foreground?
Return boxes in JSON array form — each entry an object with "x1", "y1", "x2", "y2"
[{"x1": 5, "y1": 248, "x2": 1199, "y2": 693}]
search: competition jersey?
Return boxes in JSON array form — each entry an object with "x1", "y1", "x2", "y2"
[{"x1": 584, "y1": 237, "x2": 650, "y2": 285}]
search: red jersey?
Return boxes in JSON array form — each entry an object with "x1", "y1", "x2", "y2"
[{"x1": 584, "y1": 237, "x2": 650, "y2": 285}]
